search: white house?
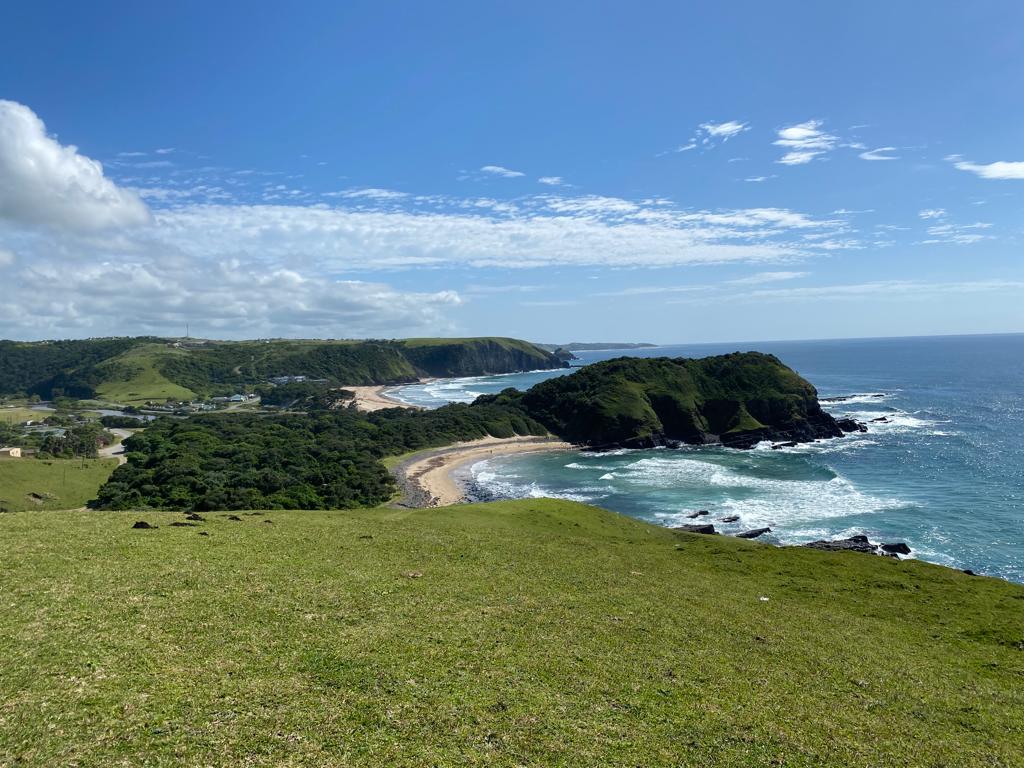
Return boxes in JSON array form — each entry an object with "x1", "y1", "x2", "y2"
[{"x1": 0, "y1": 446, "x2": 22, "y2": 459}]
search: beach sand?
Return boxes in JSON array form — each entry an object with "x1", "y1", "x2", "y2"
[
  {"x1": 392, "y1": 436, "x2": 573, "y2": 507},
  {"x1": 347, "y1": 385, "x2": 419, "y2": 412}
]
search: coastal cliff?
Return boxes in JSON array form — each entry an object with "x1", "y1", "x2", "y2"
[
  {"x1": 395, "y1": 337, "x2": 568, "y2": 377},
  {"x1": 503, "y1": 352, "x2": 843, "y2": 449}
]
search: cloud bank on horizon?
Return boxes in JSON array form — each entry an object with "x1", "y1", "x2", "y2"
[
  {"x1": 0, "y1": 3, "x2": 1022, "y2": 343},
  {"x1": 0, "y1": 98, "x2": 1021, "y2": 341}
]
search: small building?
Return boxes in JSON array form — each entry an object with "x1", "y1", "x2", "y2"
[{"x1": 0, "y1": 447, "x2": 22, "y2": 459}]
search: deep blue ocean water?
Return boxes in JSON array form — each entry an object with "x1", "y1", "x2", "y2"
[{"x1": 389, "y1": 335, "x2": 1024, "y2": 582}]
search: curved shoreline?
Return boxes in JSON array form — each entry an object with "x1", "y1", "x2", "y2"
[
  {"x1": 390, "y1": 436, "x2": 573, "y2": 507},
  {"x1": 347, "y1": 385, "x2": 423, "y2": 412}
]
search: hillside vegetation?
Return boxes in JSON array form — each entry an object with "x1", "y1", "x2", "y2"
[
  {"x1": 1, "y1": 500, "x2": 1021, "y2": 767},
  {"x1": 500, "y1": 352, "x2": 843, "y2": 448},
  {"x1": 0, "y1": 337, "x2": 565, "y2": 403}
]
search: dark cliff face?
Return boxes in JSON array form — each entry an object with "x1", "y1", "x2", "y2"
[
  {"x1": 516, "y1": 352, "x2": 843, "y2": 449},
  {"x1": 397, "y1": 338, "x2": 568, "y2": 378}
]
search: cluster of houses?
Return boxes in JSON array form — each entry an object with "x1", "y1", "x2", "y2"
[
  {"x1": 214, "y1": 393, "x2": 258, "y2": 404},
  {"x1": 142, "y1": 394, "x2": 256, "y2": 412}
]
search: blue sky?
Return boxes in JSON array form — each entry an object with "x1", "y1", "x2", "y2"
[{"x1": 1, "y1": 1, "x2": 1022, "y2": 343}]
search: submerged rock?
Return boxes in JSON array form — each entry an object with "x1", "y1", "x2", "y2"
[
  {"x1": 835, "y1": 417, "x2": 868, "y2": 433},
  {"x1": 881, "y1": 542, "x2": 912, "y2": 555},
  {"x1": 736, "y1": 527, "x2": 771, "y2": 539},
  {"x1": 771, "y1": 441, "x2": 799, "y2": 449},
  {"x1": 720, "y1": 515, "x2": 740, "y2": 523},
  {"x1": 685, "y1": 510, "x2": 710, "y2": 519}
]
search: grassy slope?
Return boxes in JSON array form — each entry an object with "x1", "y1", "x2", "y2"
[
  {"x1": 399, "y1": 336, "x2": 545, "y2": 353},
  {"x1": 0, "y1": 407, "x2": 44, "y2": 425},
  {"x1": 1, "y1": 500, "x2": 1021, "y2": 767},
  {"x1": 0, "y1": 458, "x2": 118, "y2": 512},
  {"x1": 93, "y1": 344, "x2": 197, "y2": 404}
]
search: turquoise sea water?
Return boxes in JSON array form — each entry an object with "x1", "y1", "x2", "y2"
[{"x1": 389, "y1": 335, "x2": 1024, "y2": 582}]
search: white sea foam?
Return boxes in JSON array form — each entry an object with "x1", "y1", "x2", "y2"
[
  {"x1": 478, "y1": 451, "x2": 910, "y2": 534},
  {"x1": 842, "y1": 409, "x2": 948, "y2": 433},
  {"x1": 757, "y1": 436, "x2": 880, "y2": 455},
  {"x1": 820, "y1": 392, "x2": 892, "y2": 406}
]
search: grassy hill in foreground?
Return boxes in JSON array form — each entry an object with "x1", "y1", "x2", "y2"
[{"x1": 2, "y1": 500, "x2": 1020, "y2": 767}]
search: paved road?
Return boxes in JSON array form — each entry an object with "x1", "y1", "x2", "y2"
[{"x1": 99, "y1": 428, "x2": 133, "y2": 465}]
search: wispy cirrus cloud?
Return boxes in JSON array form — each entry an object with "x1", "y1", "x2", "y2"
[
  {"x1": 699, "y1": 120, "x2": 749, "y2": 143},
  {"x1": 728, "y1": 270, "x2": 810, "y2": 285},
  {"x1": 859, "y1": 146, "x2": 900, "y2": 161},
  {"x1": 480, "y1": 164, "x2": 525, "y2": 178},
  {"x1": 921, "y1": 221, "x2": 992, "y2": 245},
  {"x1": 663, "y1": 120, "x2": 749, "y2": 155},
  {"x1": 538, "y1": 176, "x2": 565, "y2": 186},
  {"x1": 329, "y1": 187, "x2": 409, "y2": 200},
  {"x1": 735, "y1": 279, "x2": 1024, "y2": 302},
  {"x1": 774, "y1": 120, "x2": 838, "y2": 165}
]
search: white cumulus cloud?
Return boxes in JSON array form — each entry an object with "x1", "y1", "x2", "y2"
[{"x1": 0, "y1": 100, "x2": 151, "y2": 231}]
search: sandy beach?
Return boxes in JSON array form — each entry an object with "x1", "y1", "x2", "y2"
[
  {"x1": 392, "y1": 436, "x2": 573, "y2": 507},
  {"x1": 347, "y1": 385, "x2": 419, "y2": 411}
]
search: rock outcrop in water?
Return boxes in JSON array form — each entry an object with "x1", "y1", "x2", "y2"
[
  {"x1": 491, "y1": 352, "x2": 845, "y2": 450},
  {"x1": 804, "y1": 535, "x2": 912, "y2": 558}
]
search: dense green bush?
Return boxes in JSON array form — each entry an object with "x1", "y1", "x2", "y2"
[
  {"x1": 39, "y1": 423, "x2": 111, "y2": 459},
  {"x1": 0, "y1": 338, "x2": 153, "y2": 398},
  {"x1": 92, "y1": 401, "x2": 547, "y2": 511},
  {"x1": 99, "y1": 415, "x2": 147, "y2": 429}
]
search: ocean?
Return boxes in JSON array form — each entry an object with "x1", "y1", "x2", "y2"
[{"x1": 388, "y1": 335, "x2": 1024, "y2": 582}]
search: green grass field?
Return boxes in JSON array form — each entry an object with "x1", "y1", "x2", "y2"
[
  {"x1": 0, "y1": 458, "x2": 118, "y2": 512},
  {"x1": 1, "y1": 500, "x2": 1021, "y2": 766},
  {"x1": 93, "y1": 344, "x2": 197, "y2": 404},
  {"x1": 0, "y1": 406, "x2": 45, "y2": 425}
]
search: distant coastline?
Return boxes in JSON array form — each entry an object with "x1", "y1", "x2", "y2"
[{"x1": 536, "y1": 341, "x2": 658, "y2": 352}]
